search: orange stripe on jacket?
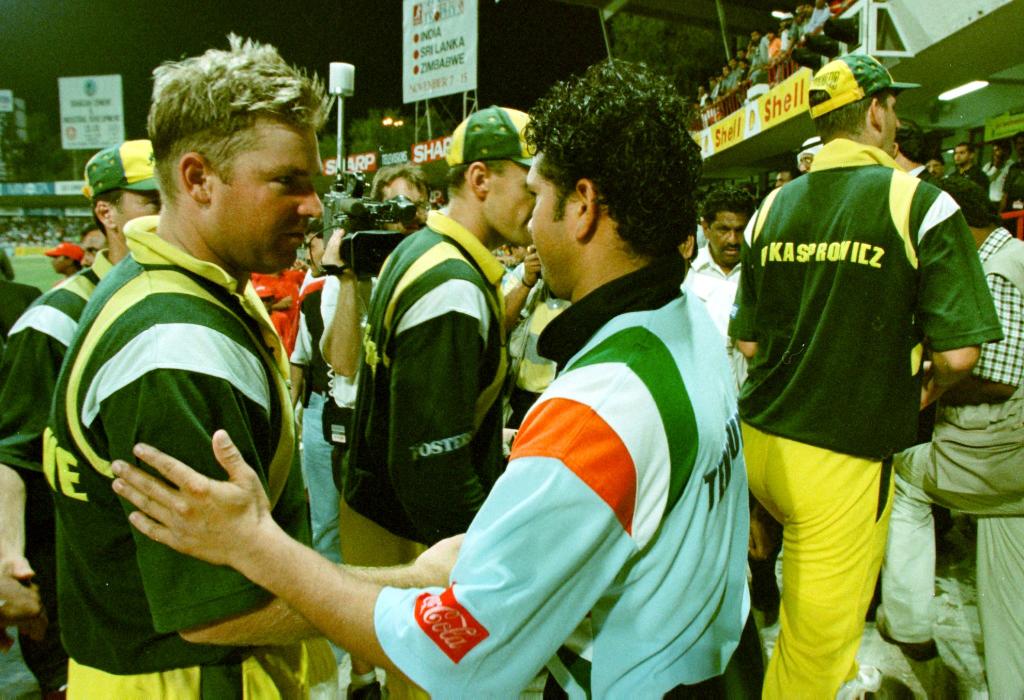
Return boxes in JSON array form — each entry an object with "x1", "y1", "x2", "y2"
[{"x1": 511, "y1": 397, "x2": 637, "y2": 534}]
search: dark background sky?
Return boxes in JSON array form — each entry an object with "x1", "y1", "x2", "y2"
[{"x1": 1, "y1": 0, "x2": 607, "y2": 140}]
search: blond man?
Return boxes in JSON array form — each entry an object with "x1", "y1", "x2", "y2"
[{"x1": 46, "y1": 37, "x2": 342, "y2": 698}]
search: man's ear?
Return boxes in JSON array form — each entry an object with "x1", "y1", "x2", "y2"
[
  {"x1": 179, "y1": 153, "x2": 215, "y2": 205},
  {"x1": 93, "y1": 200, "x2": 116, "y2": 231},
  {"x1": 466, "y1": 161, "x2": 490, "y2": 201},
  {"x1": 573, "y1": 178, "x2": 601, "y2": 242},
  {"x1": 866, "y1": 96, "x2": 886, "y2": 137}
]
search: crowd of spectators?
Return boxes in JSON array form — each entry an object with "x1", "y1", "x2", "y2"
[
  {"x1": 696, "y1": 0, "x2": 857, "y2": 128},
  {"x1": 0, "y1": 217, "x2": 91, "y2": 249}
]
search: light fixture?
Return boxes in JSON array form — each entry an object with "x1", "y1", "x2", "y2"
[
  {"x1": 938, "y1": 80, "x2": 989, "y2": 102},
  {"x1": 381, "y1": 116, "x2": 394, "y2": 126},
  {"x1": 772, "y1": 10, "x2": 794, "y2": 19}
]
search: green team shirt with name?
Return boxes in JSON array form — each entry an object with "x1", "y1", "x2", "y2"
[
  {"x1": 730, "y1": 139, "x2": 1002, "y2": 460},
  {"x1": 46, "y1": 218, "x2": 310, "y2": 675},
  {"x1": 342, "y1": 211, "x2": 507, "y2": 545}
]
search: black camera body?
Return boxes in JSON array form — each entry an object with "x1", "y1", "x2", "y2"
[{"x1": 321, "y1": 172, "x2": 418, "y2": 278}]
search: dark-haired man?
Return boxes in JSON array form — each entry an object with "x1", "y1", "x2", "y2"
[
  {"x1": 880, "y1": 176, "x2": 1024, "y2": 697},
  {"x1": 773, "y1": 168, "x2": 797, "y2": 188},
  {"x1": 685, "y1": 186, "x2": 755, "y2": 390},
  {"x1": 953, "y1": 141, "x2": 989, "y2": 192},
  {"x1": 80, "y1": 227, "x2": 106, "y2": 268},
  {"x1": 109, "y1": 59, "x2": 753, "y2": 697},
  {"x1": 894, "y1": 119, "x2": 931, "y2": 181},
  {"x1": 982, "y1": 139, "x2": 1012, "y2": 204},
  {"x1": 730, "y1": 54, "x2": 1001, "y2": 697}
]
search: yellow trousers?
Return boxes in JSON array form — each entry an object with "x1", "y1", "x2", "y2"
[
  {"x1": 67, "y1": 638, "x2": 336, "y2": 699},
  {"x1": 339, "y1": 498, "x2": 428, "y2": 700},
  {"x1": 742, "y1": 423, "x2": 893, "y2": 699}
]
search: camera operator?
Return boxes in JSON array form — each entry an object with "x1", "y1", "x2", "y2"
[
  {"x1": 370, "y1": 164, "x2": 430, "y2": 232},
  {"x1": 320, "y1": 164, "x2": 430, "y2": 376}
]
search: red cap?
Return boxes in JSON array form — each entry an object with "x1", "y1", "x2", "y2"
[{"x1": 45, "y1": 242, "x2": 85, "y2": 262}]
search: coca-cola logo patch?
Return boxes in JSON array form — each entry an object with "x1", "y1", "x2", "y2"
[{"x1": 414, "y1": 586, "x2": 489, "y2": 663}]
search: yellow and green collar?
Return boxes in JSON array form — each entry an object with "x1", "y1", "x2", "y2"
[
  {"x1": 810, "y1": 138, "x2": 900, "y2": 173},
  {"x1": 427, "y1": 210, "x2": 506, "y2": 287}
]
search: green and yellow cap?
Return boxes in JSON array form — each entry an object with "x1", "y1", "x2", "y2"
[
  {"x1": 446, "y1": 106, "x2": 532, "y2": 168},
  {"x1": 82, "y1": 139, "x2": 158, "y2": 199},
  {"x1": 809, "y1": 54, "x2": 919, "y2": 119}
]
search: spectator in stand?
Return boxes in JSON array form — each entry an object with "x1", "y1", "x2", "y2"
[
  {"x1": 749, "y1": 30, "x2": 769, "y2": 84},
  {"x1": 720, "y1": 64, "x2": 737, "y2": 93},
  {"x1": 953, "y1": 142, "x2": 990, "y2": 192},
  {"x1": 767, "y1": 29, "x2": 782, "y2": 62},
  {"x1": 983, "y1": 139, "x2": 1013, "y2": 205},
  {"x1": 80, "y1": 226, "x2": 105, "y2": 267},
  {"x1": 735, "y1": 59, "x2": 750, "y2": 89},
  {"x1": 44, "y1": 242, "x2": 83, "y2": 282},
  {"x1": 927, "y1": 155, "x2": 947, "y2": 180},
  {"x1": 893, "y1": 119, "x2": 933, "y2": 181},
  {"x1": 791, "y1": 4, "x2": 814, "y2": 45},
  {"x1": 710, "y1": 75, "x2": 723, "y2": 100},
  {"x1": 779, "y1": 18, "x2": 795, "y2": 53},
  {"x1": 997, "y1": 131, "x2": 1024, "y2": 212},
  {"x1": 806, "y1": 0, "x2": 832, "y2": 34},
  {"x1": 697, "y1": 85, "x2": 709, "y2": 108}
]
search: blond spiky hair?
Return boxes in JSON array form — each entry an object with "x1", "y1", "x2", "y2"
[{"x1": 147, "y1": 35, "x2": 329, "y2": 197}]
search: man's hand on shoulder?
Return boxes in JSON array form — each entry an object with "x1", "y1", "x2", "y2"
[{"x1": 111, "y1": 429, "x2": 280, "y2": 573}]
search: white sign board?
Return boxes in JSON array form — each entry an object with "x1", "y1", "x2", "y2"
[
  {"x1": 58, "y1": 75, "x2": 125, "y2": 150},
  {"x1": 0, "y1": 90, "x2": 13, "y2": 113},
  {"x1": 403, "y1": 0, "x2": 477, "y2": 103}
]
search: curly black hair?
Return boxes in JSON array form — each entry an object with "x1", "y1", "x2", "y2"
[
  {"x1": 524, "y1": 60, "x2": 702, "y2": 258},
  {"x1": 701, "y1": 186, "x2": 756, "y2": 224}
]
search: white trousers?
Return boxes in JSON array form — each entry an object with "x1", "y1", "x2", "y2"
[{"x1": 881, "y1": 440, "x2": 1024, "y2": 697}]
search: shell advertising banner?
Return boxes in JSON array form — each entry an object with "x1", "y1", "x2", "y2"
[{"x1": 696, "y1": 68, "x2": 812, "y2": 159}]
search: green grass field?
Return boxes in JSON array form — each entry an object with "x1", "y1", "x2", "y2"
[{"x1": 11, "y1": 255, "x2": 62, "y2": 291}]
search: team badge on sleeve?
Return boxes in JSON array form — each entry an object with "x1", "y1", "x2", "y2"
[{"x1": 414, "y1": 585, "x2": 489, "y2": 663}]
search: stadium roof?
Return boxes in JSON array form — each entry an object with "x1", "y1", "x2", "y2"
[{"x1": 553, "y1": 0, "x2": 785, "y2": 36}]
